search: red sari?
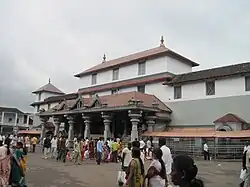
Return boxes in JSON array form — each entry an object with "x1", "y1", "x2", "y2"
[{"x1": 88, "y1": 141, "x2": 94, "y2": 159}]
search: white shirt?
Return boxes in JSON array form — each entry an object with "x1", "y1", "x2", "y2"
[
  {"x1": 139, "y1": 140, "x2": 145, "y2": 149},
  {"x1": 204, "y1": 143, "x2": 208, "y2": 152},
  {"x1": 65, "y1": 139, "x2": 69, "y2": 148},
  {"x1": 0, "y1": 135, "x2": 3, "y2": 141},
  {"x1": 160, "y1": 145, "x2": 173, "y2": 175},
  {"x1": 149, "y1": 159, "x2": 165, "y2": 187},
  {"x1": 122, "y1": 147, "x2": 132, "y2": 167},
  {"x1": 140, "y1": 151, "x2": 145, "y2": 165},
  {"x1": 107, "y1": 140, "x2": 113, "y2": 148},
  {"x1": 51, "y1": 138, "x2": 57, "y2": 148},
  {"x1": 147, "y1": 140, "x2": 151, "y2": 148}
]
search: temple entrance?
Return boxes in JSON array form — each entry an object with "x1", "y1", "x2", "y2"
[
  {"x1": 89, "y1": 113, "x2": 104, "y2": 136},
  {"x1": 111, "y1": 111, "x2": 131, "y2": 138}
]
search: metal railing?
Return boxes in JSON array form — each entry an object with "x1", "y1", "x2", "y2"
[{"x1": 159, "y1": 137, "x2": 248, "y2": 160}]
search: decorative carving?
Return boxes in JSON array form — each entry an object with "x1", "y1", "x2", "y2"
[
  {"x1": 152, "y1": 100, "x2": 159, "y2": 108},
  {"x1": 101, "y1": 112, "x2": 112, "y2": 141},
  {"x1": 39, "y1": 108, "x2": 46, "y2": 113},
  {"x1": 82, "y1": 114, "x2": 91, "y2": 139},
  {"x1": 128, "y1": 110, "x2": 142, "y2": 141},
  {"x1": 128, "y1": 97, "x2": 143, "y2": 106},
  {"x1": 90, "y1": 94, "x2": 102, "y2": 107},
  {"x1": 146, "y1": 115, "x2": 156, "y2": 132}
]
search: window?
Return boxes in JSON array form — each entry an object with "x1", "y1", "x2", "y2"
[
  {"x1": 245, "y1": 76, "x2": 250, "y2": 91},
  {"x1": 174, "y1": 86, "x2": 182, "y2": 99},
  {"x1": 206, "y1": 81, "x2": 215, "y2": 95},
  {"x1": 91, "y1": 73, "x2": 97, "y2": 85},
  {"x1": 112, "y1": 68, "x2": 119, "y2": 81},
  {"x1": 138, "y1": 62, "x2": 146, "y2": 75},
  {"x1": 38, "y1": 93, "x2": 41, "y2": 101},
  {"x1": 137, "y1": 85, "x2": 145, "y2": 93},
  {"x1": 111, "y1": 89, "x2": 119, "y2": 95},
  {"x1": 8, "y1": 118, "x2": 12, "y2": 123},
  {"x1": 17, "y1": 118, "x2": 19, "y2": 124}
]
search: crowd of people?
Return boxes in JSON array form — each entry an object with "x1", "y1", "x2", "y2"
[
  {"x1": 0, "y1": 133, "x2": 31, "y2": 187},
  {"x1": 40, "y1": 134, "x2": 204, "y2": 187},
  {"x1": 119, "y1": 138, "x2": 204, "y2": 187}
]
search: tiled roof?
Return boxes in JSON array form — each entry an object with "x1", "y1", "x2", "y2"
[
  {"x1": 143, "y1": 127, "x2": 250, "y2": 138},
  {"x1": 44, "y1": 93, "x2": 78, "y2": 103},
  {"x1": 48, "y1": 91, "x2": 172, "y2": 112},
  {"x1": 165, "y1": 62, "x2": 250, "y2": 85},
  {"x1": 213, "y1": 113, "x2": 247, "y2": 124},
  {"x1": 78, "y1": 72, "x2": 172, "y2": 94},
  {"x1": 30, "y1": 93, "x2": 78, "y2": 107},
  {"x1": 32, "y1": 83, "x2": 64, "y2": 94},
  {"x1": 88, "y1": 91, "x2": 171, "y2": 112},
  {"x1": 0, "y1": 107, "x2": 24, "y2": 114},
  {"x1": 75, "y1": 45, "x2": 199, "y2": 77}
]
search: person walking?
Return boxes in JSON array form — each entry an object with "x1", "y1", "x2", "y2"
[
  {"x1": 73, "y1": 138, "x2": 81, "y2": 165},
  {"x1": 159, "y1": 138, "x2": 173, "y2": 186},
  {"x1": 43, "y1": 136, "x2": 51, "y2": 159},
  {"x1": 203, "y1": 142, "x2": 210, "y2": 160},
  {"x1": 96, "y1": 137, "x2": 104, "y2": 165},
  {"x1": 144, "y1": 148, "x2": 167, "y2": 187},
  {"x1": 121, "y1": 142, "x2": 132, "y2": 171},
  {"x1": 50, "y1": 136, "x2": 58, "y2": 158},
  {"x1": 31, "y1": 136, "x2": 38, "y2": 153}
]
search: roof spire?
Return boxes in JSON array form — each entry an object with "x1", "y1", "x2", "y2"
[
  {"x1": 48, "y1": 78, "x2": 51, "y2": 84},
  {"x1": 102, "y1": 54, "x2": 106, "y2": 63},
  {"x1": 160, "y1": 36, "x2": 165, "y2": 47}
]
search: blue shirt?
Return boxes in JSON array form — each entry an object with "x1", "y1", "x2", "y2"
[{"x1": 97, "y1": 140, "x2": 103, "y2": 153}]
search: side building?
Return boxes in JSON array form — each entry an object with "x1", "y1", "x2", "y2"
[{"x1": 0, "y1": 107, "x2": 33, "y2": 134}]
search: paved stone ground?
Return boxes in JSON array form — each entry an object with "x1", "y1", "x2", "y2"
[{"x1": 26, "y1": 152, "x2": 241, "y2": 187}]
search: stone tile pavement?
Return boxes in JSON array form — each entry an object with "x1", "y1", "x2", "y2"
[{"x1": 26, "y1": 152, "x2": 241, "y2": 187}]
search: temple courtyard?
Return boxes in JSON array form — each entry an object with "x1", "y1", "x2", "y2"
[{"x1": 26, "y1": 150, "x2": 241, "y2": 187}]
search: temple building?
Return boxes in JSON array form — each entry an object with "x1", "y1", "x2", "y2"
[{"x1": 30, "y1": 36, "x2": 250, "y2": 147}]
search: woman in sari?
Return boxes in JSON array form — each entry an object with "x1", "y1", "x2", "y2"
[
  {"x1": 88, "y1": 140, "x2": 94, "y2": 159},
  {"x1": 126, "y1": 147, "x2": 145, "y2": 187},
  {"x1": 0, "y1": 140, "x2": 11, "y2": 187},
  {"x1": 11, "y1": 142, "x2": 27, "y2": 187},
  {"x1": 102, "y1": 142, "x2": 109, "y2": 163}
]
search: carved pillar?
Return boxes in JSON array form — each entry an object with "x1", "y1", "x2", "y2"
[
  {"x1": 146, "y1": 116, "x2": 156, "y2": 132},
  {"x1": 67, "y1": 115, "x2": 75, "y2": 149},
  {"x1": 53, "y1": 116, "x2": 60, "y2": 136},
  {"x1": 128, "y1": 110, "x2": 142, "y2": 141},
  {"x1": 101, "y1": 112, "x2": 112, "y2": 142},
  {"x1": 82, "y1": 114, "x2": 91, "y2": 139},
  {"x1": 40, "y1": 116, "x2": 49, "y2": 142}
]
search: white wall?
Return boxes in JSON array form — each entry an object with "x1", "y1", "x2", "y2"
[
  {"x1": 168, "y1": 77, "x2": 250, "y2": 102},
  {"x1": 35, "y1": 92, "x2": 63, "y2": 102},
  {"x1": 167, "y1": 57, "x2": 192, "y2": 74},
  {"x1": 79, "y1": 55, "x2": 192, "y2": 89},
  {"x1": 145, "y1": 83, "x2": 170, "y2": 102}
]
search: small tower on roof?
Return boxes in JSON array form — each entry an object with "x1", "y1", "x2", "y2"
[
  {"x1": 160, "y1": 36, "x2": 165, "y2": 47},
  {"x1": 32, "y1": 78, "x2": 64, "y2": 103}
]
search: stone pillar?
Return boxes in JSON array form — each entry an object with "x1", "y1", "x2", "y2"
[
  {"x1": 40, "y1": 117, "x2": 49, "y2": 142},
  {"x1": 146, "y1": 116, "x2": 156, "y2": 132},
  {"x1": 1, "y1": 112, "x2": 4, "y2": 123},
  {"x1": 67, "y1": 115, "x2": 75, "y2": 149},
  {"x1": 101, "y1": 112, "x2": 112, "y2": 141},
  {"x1": 82, "y1": 114, "x2": 91, "y2": 139},
  {"x1": 128, "y1": 110, "x2": 142, "y2": 141},
  {"x1": 53, "y1": 116, "x2": 60, "y2": 136}
]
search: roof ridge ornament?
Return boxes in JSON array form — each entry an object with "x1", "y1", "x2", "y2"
[
  {"x1": 49, "y1": 78, "x2": 51, "y2": 84},
  {"x1": 160, "y1": 36, "x2": 165, "y2": 47},
  {"x1": 102, "y1": 54, "x2": 106, "y2": 63}
]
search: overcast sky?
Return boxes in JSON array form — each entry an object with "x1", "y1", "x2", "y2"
[{"x1": 0, "y1": 0, "x2": 250, "y2": 112}]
